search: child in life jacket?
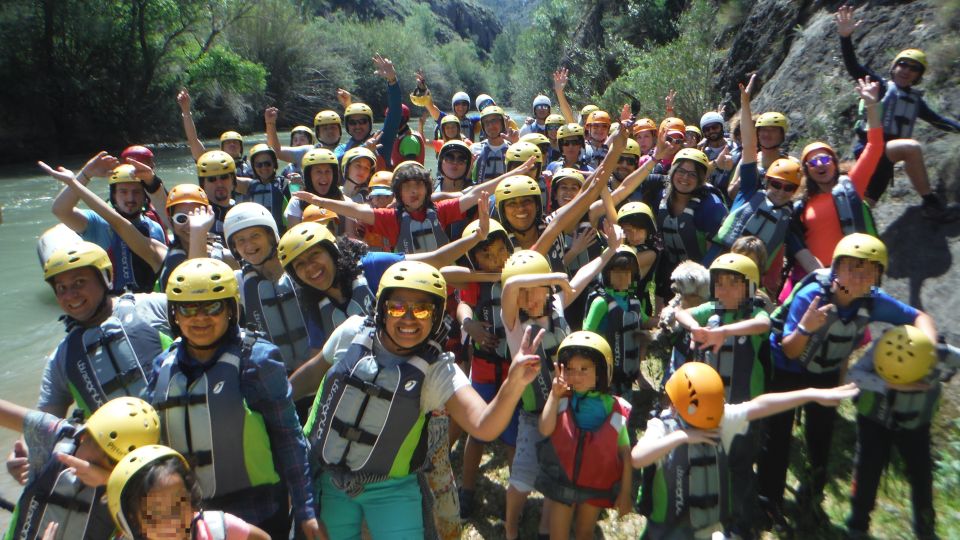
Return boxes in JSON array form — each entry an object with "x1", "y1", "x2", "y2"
[
  {"x1": 672, "y1": 253, "x2": 772, "y2": 538},
  {"x1": 107, "y1": 445, "x2": 269, "y2": 540},
  {"x1": 362, "y1": 171, "x2": 394, "y2": 252},
  {"x1": 844, "y1": 326, "x2": 959, "y2": 539},
  {"x1": 633, "y1": 362, "x2": 858, "y2": 540},
  {"x1": 339, "y1": 146, "x2": 377, "y2": 240},
  {"x1": 0, "y1": 397, "x2": 160, "y2": 540},
  {"x1": 536, "y1": 331, "x2": 633, "y2": 540},
  {"x1": 729, "y1": 236, "x2": 774, "y2": 312}
]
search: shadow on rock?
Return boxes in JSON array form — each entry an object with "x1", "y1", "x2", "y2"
[{"x1": 880, "y1": 206, "x2": 960, "y2": 311}]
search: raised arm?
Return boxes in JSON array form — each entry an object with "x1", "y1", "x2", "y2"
[
  {"x1": 126, "y1": 157, "x2": 171, "y2": 233},
  {"x1": 50, "y1": 152, "x2": 120, "y2": 232},
  {"x1": 564, "y1": 221, "x2": 620, "y2": 306},
  {"x1": 292, "y1": 191, "x2": 375, "y2": 225},
  {"x1": 177, "y1": 89, "x2": 206, "y2": 160},
  {"x1": 501, "y1": 272, "x2": 572, "y2": 331},
  {"x1": 553, "y1": 68, "x2": 576, "y2": 124},
  {"x1": 265, "y1": 107, "x2": 308, "y2": 164},
  {"x1": 744, "y1": 383, "x2": 859, "y2": 421},
  {"x1": 739, "y1": 75, "x2": 758, "y2": 166}
]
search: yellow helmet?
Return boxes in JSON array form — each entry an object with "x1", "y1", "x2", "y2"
[
  {"x1": 409, "y1": 89, "x2": 432, "y2": 107},
  {"x1": 755, "y1": 112, "x2": 789, "y2": 132},
  {"x1": 219, "y1": 131, "x2": 243, "y2": 144},
  {"x1": 545, "y1": 114, "x2": 565, "y2": 127},
  {"x1": 557, "y1": 330, "x2": 614, "y2": 390},
  {"x1": 301, "y1": 205, "x2": 340, "y2": 227},
  {"x1": 557, "y1": 123, "x2": 585, "y2": 141},
  {"x1": 765, "y1": 158, "x2": 803, "y2": 186},
  {"x1": 505, "y1": 141, "x2": 543, "y2": 166},
  {"x1": 108, "y1": 164, "x2": 139, "y2": 185},
  {"x1": 686, "y1": 126, "x2": 703, "y2": 138},
  {"x1": 709, "y1": 253, "x2": 759, "y2": 299},
  {"x1": 341, "y1": 146, "x2": 377, "y2": 178},
  {"x1": 196, "y1": 150, "x2": 236, "y2": 177},
  {"x1": 439, "y1": 114, "x2": 461, "y2": 133},
  {"x1": 552, "y1": 168, "x2": 585, "y2": 189},
  {"x1": 83, "y1": 397, "x2": 160, "y2": 462},
  {"x1": 480, "y1": 105, "x2": 506, "y2": 127},
  {"x1": 375, "y1": 260, "x2": 447, "y2": 336},
  {"x1": 314, "y1": 110, "x2": 342, "y2": 129},
  {"x1": 277, "y1": 221, "x2": 338, "y2": 270},
  {"x1": 343, "y1": 103, "x2": 374, "y2": 123},
  {"x1": 673, "y1": 148, "x2": 710, "y2": 169},
  {"x1": 520, "y1": 133, "x2": 551, "y2": 147},
  {"x1": 623, "y1": 138, "x2": 642, "y2": 158},
  {"x1": 108, "y1": 445, "x2": 189, "y2": 539},
  {"x1": 874, "y1": 325, "x2": 937, "y2": 384},
  {"x1": 602, "y1": 245, "x2": 642, "y2": 290},
  {"x1": 666, "y1": 362, "x2": 725, "y2": 429},
  {"x1": 579, "y1": 104, "x2": 599, "y2": 120},
  {"x1": 165, "y1": 258, "x2": 239, "y2": 304},
  {"x1": 616, "y1": 201, "x2": 657, "y2": 232},
  {"x1": 893, "y1": 49, "x2": 928, "y2": 71},
  {"x1": 501, "y1": 250, "x2": 551, "y2": 286},
  {"x1": 832, "y1": 233, "x2": 888, "y2": 271},
  {"x1": 495, "y1": 175, "x2": 542, "y2": 224},
  {"x1": 290, "y1": 125, "x2": 314, "y2": 143},
  {"x1": 302, "y1": 147, "x2": 338, "y2": 170},
  {"x1": 44, "y1": 241, "x2": 113, "y2": 289},
  {"x1": 165, "y1": 184, "x2": 209, "y2": 214},
  {"x1": 461, "y1": 218, "x2": 513, "y2": 269}
]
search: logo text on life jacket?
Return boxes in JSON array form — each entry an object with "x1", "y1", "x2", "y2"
[{"x1": 77, "y1": 356, "x2": 105, "y2": 409}]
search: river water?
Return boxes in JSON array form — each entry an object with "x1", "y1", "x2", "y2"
[{"x1": 0, "y1": 119, "x2": 461, "y2": 524}]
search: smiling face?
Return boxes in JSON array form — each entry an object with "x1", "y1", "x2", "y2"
[
  {"x1": 564, "y1": 355, "x2": 597, "y2": 394},
  {"x1": 891, "y1": 60, "x2": 923, "y2": 88},
  {"x1": 765, "y1": 176, "x2": 798, "y2": 207},
  {"x1": 614, "y1": 155, "x2": 639, "y2": 182},
  {"x1": 230, "y1": 226, "x2": 274, "y2": 266},
  {"x1": 587, "y1": 123, "x2": 609, "y2": 144},
  {"x1": 346, "y1": 115, "x2": 372, "y2": 140},
  {"x1": 453, "y1": 102, "x2": 469, "y2": 118},
  {"x1": 175, "y1": 301, "x2": 231, "y2": 348},
  {"x1": 291, "y1": 244, "x2": 337, "y2": 292},
  {"x1": 757, "y1": 126, "x2": 783, "y2": 149},
  {"x1": 553, "y1": 178, "x2": 580, "y2": 208},
  {"x1": 382, "y1": 289, "x2": 436, "y2": 352},
  {"x1": 713, "y1": 272, "x2": 748, "y2": 310},
  {"x1": 113, "y1": 183, "x2": 146, "y2": 216},
  {"x1": 805, "y1": 150, "x2": 837, "y2": 187},
  {"x1": 169, "y1": 202, "x2": 205, "y2": 242},
  {"x1": 309, "y1": 164, "x2": 335, "y2": 196},
  {"x1": 252, "y1": 154, "x2": 276, "y2": 182},
  {"x1": 503, "y1": 196, "x2": 538, "y2": 232},
  {"x1": 291, "y1": 132, "x2": 312, "y2": 147},
  {"x1": 441, "y1": 122, "x2": 461, "y2": 140},
  {"x1": 53, "y1": 267, "x2": 107, "y2": 322},
  {"x1": 671, "y1": 162, "x2": 700, "y2": 194},
  {"x1": 703, "y1": 123, "x2": 724, "y2": 142},
  {"x1": 138, "y1": 473, "x2": 193, "y2": 540}
]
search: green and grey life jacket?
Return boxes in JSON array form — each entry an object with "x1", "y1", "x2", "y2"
[
  {"x1": 153, "y1": 333, "x2": 282, "y2": 500},
  {"x1": 856, "y1": 80, "x2": 922, "y2": 140},
  {"x1": 315, "y1": 276, "x2": 375, "y2": 341},
  {"x1": 699, "y1": 304, "x2": 767, "y2": 404},
  {"x1": 850, "y1": 346, "x2": 945, "y2": 431},
  {"x1": 588, "y1": 288, "x2": 645, "y2": 392},
  {"x1": 240, "y1": 266, "x2": 311, "y2": 373}
]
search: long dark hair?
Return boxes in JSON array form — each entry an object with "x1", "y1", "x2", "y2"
[
  {"x1": 122, "y1": 456, "x2": 202, "y2": 540},
  {"x1": 299, "y1": 237, "x2": 369, "y2": 306}
]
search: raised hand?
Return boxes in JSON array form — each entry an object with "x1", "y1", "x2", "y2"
[
  {"x1": 336, "y1": 88, "x2": 352, "y2": 108},
  {"x1": 476, "y1": 191, "x2": 491, "y2": 237},
  {"x1": 714, "y1": 146, "x2": 732, "y2": 171},
  {"x1": 125, "y1": 157, "x2": 156, "y2": 183},
  {"x1": 855, "y1": 75, "x2": 880, "y2": 105},
  {"x1": 798, "y1": 295, "x2": 835, "y2": 334},
  {"x1": 372, "y1": 53, "x2": 397, "y2": 82},
  {"x1": 187, "y1": 205, "x2": 215, "y2": 234},
  {"x1": 293, "y1": 191, "x2": 324, "y2": 206},
  {"x1": 364, "y1": 130, "x2": 384, "y2": 153},
  {"x1": 620, "y1": 103, "x2": 632, "y2": 122},
  {"x1": 835, "y1": 5, "x2": 861, "y2": 38},
  {"x1": 602, "y1": 218, "x2": 622, "y2": 251},
  {"x1": 176, "y1": 89, "x2": 192, "y2": 114},
  {"x1": 551, "y1": 361, "x2": 570, "y2": 397},
  {"x1": 265, "y1": 106, "x2": 279, "y2": 124},
  {"x1": 83, "y1": 151, "x2": 121, "y2": 179},
  {"x1": 739, "y1": 73, "x2": 758, "y2": 101},
  {"x1": 503, "y1": 127, "x2": 520, "y2": 144},
  {"x1": 38, "y1": 161, "x2": 79, "y2": 185},
  {"x1": 553, "y1": 68, "x2": 569, "y2": 92},
  {"x1": 664, "y1": 89, "x2": 677, "y2": 111},
  {"x1": 569, "y1": 226, "x2": 598, "y2": 257}
]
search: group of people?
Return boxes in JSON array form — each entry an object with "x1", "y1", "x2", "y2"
[{"x1": 4, "y1": 6, "x2": 959, "y2": 540}]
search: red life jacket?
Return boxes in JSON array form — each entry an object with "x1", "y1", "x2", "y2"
[{"x1": 536, "y1": 395, "x2": 631, "y2": 507}]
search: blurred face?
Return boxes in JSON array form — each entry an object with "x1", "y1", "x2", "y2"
[
  {"x1": 368, "y1": 194, "x2": 393, "y2": 209},
  {"x1": 684, "y1": 131, "x2": 702, "y2": 148},
  {"x1": 442, "y1": 123, "x2": 461, "y2": 140},
  {"x1": 292, "y1": 244, "x2": 336, "y2": 292},
  {"x1": 805, "y1": 151, "x2": 837, "y2": 186},
  {"x1": 564, "y1": 355, "x2": 597, "y2": 393},
  {"x1": 609, "y1": 268, "x2": 634, "y2": 291},
  {"x1": 383, "y1": 289, "x2": 435, "y2": 351},
  {"x1": 317, "y1": 124, "x2": 342, "y2": 146},
  {"x1": 221, "y1": 140, "x2": 242, "y2": 158},
  {"x1": 175, "y1": 300, "x2": 230, "y2": 348},
  {"x1": 440, "y1": 150, "x2": 470, "y2": 179},
  {"x1": 892, "y1": 60, "x2": 923, "y2": 87},
  {"x1": 138, "y1": 473, "x2": 193, "y2": 540},
  {"x1": 671, "y1": 163, "x2": 700, "y2": 194},
  {"x1": 621, "y1": 222, "x2": 648, "y2": 247},
  {"x1": 472, "y1": 238, "x2": 510, "y2": 272},
  {"x1": 636, "y1": 130, "x2": 656, "y2": 153},
  {"x1": 252, "y1": 154, "x2": 276, "y2": 181},
  {"x1": 482, "y1": 116, "x2": 504, "y2": 138},
  {"x1": 703, "y1": 122, "x2": 724, "y2": 142},
  {"x1": 231, "y1": 226, "x2": 274, "y2": 266},
  {"x1": 559, "y1": 138, "x2": 583, "y2": 162},
  {"x1": 533, "y1": 104, "x2": 550, "y2": 121},
  {"x1": 113, "y1": 183, "x2": 146, "y2": 216},
  {"x1": 713, "y1": 273, "x2": 748, "y2": 310},
  {"x1": 833, "y1": 257, "x2": 881, "y2": 299},
  {"x1": 518, "y1": 285, "x2": 549, "y2": 317},
  {"x1": 587, "y1": 123, "x2": 609, "y2": 143},
  {"x1": 553, "y1": 178, "x2": 580, "y2": 208},
  {"x1": 546, "y1": 125, "x2": 560, "y2": 145},
  {"x1": 291, "y1": 132, "x2": 312, "y2": 146},
  {"x1": 53, "y1": 267, "x2": 107, "y2": 322},
  {"x1": 346, "y1": 115, "x2": 371, "y2": 140},
  {"x1": 757, "y1": 126, "x2": 783, "y2": 149},
  {"x1": 346, "y1": 158, "x2": 373, "y2": 185},
  {"x1": 201, "y1": 174, "x2": 233, "y2": 206},
  {"x1": 453, "y1": 102, "x2": 469, "y2": 117},
  {"x1": 503, "y1": 196, "x2": 538, "y2": 232},
  {"x1": 399, "y1": 179, "x2": 427, "y2": 210},
  {"x1": 309, "y1": 164, "x2": 335, "y2": 195}
]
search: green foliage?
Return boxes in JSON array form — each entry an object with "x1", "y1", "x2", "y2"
[
  {"x1": 598, "y1": 0, "x2": 721, "y2": 123},
  {"x1": 935, "y1": 418, "x2": 960, "y2": 495}
]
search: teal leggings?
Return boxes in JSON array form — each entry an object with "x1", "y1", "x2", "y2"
[{"x1": 318, "y1": 472, "x2": 423, "y2": 539}]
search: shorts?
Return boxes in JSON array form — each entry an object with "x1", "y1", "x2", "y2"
[
  {"x1": 508, "y1": 410, "x2": 544, "y2": 493},
  {"x1": 471, "y1": 381, "x2": 519, "y2": 446},
  {"x1": 318, "y1": 473, "x2": 423, "y2": 540}
]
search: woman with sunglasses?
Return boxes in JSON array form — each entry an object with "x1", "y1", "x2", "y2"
[
  {"x1": 149, "y1": 259, "x2": 319, "y2": 540},
  {"x1": 544, "y1": 123, "x2": 593, "y2": 176},
  {"x1": 299, "y1": 260, "x2": 544, "y2": 539},
  {"x1": 837, "y1": 5, "x2": 960, "y2": 219},
  {"x1": 240, "y1": 144, "x2": 291, "y2": 235}
]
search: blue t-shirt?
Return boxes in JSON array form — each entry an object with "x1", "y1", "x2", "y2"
[
  {"x1": 80, "y1": 210, "x2": 165, "y2": 292},
  {"x1": 771, "y1": 282, "x2": 919, "y2": 372}
]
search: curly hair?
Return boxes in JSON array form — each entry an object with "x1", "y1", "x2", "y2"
[{"x1": 298, "y1": 237, "x2": 369, "y2": 306}]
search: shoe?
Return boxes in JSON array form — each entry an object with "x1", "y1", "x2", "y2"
[
  {"x1": 458, "y1": 488, "x2": 475, "y2": 519},
  {"x1": 760, "y1": 501, "x2": 793, "y2": 537},
  {"x1": 921, "y1": 195, "x2": 960, "y2": 222}
]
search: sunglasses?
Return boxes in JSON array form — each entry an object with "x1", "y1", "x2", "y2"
[
  {"x1": 254, "y1": 160, "x2": 274, "y2": 168},
  {"x1": 172, "y1": 213, "x2": 189, "y2": 226},
  {"x1": 347, "y1": 118, "x2": 370, "y2": 126},
  {"x1": 385, "y1": 301, "x2": 435, "y2": 320},
  {"x1": 534, "y1": 104, "x2": 550, "y2": 110},
  {"x1": 806, "y1": 155, "x2": 833, "y2": 168},
  {"x1": 559, "y1": 139, "x2": 583, "y2": 147},
  {"x1": 666, "y1": 136, "x2": 685, "y2": 145},
  {"x1": 896, "y1": 61, "x2": 923, "y2": 73},
  {"x1": 545, "y1": 125, "x2": 560, "y2": 131},
  {"x1": 175, "y1": 300, "x2": 227, "y2": 318},
  {"x1": 766, "y1": 179, "x2": 798, "y2": 193},
  {"x1": 618, "y1": 156, "x2": 639, "y2": 166},
  {"x1": 442, "y1": 153, "x2": 470, "y2": 164},
  {"x1": 199, "y1": 173, "x2": 232, "y2": 183}
]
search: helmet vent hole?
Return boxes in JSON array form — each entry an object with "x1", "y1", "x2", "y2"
[
  {"x1": 212, "y1": 285, "x2": 224, "y2": 293},
  {"x1": 211, "y1": 273, "x2": 222, "y2": 281},
  {"x1": 109, "y1": 431, "x2": 118, "y2": 440}
]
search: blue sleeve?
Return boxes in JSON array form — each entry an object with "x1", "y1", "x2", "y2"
[
  {"x1": 361, "y1": 252, "x2": 405, "y2": 293},
  {"x1": 378, "y1": 82, "x2": 403, "y2": 166},
  {"x1": 78, "y1": 210, "x2": 112, "y2": 248},
  {"x1": 305, "y1": 310, "x2": 327, "y2": 350},
  {"x1": 146, "y1": 219, "x2": 165, "y2": 242},
  {"x1": 784, "y1": 227, "x2": 806, "y2": 258},
  {"x1": 694, "y1": 194, "x2": 728, "y2": 238},
  {"x1": 731, "y1": 162, "x2": 758, "y2": 210},
  {"x1": 917, "y1": 98, "x2": 960, "y2": 133},
  {"x1": 869, "y1": 290, "x2": 920, "y2": 324},
  {"x1": 782, "y1": 283, "x2": 818, "y2": 337}
]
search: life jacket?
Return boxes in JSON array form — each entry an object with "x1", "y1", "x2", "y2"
[
  {"x1": 315, "y1": 276, "x2": 375, "y2": 341},
  {"x1": 853, "y1": 347, "x2": 942, "y2": 431},
  {"x1": 562, "y1": 221, "x2": 604, "y2": 274},
  {"x1": 470, "y1": 282, "x2": 511, "y2": 386},
  {"x1": 5, "y1": 425, "x2": 114, "y2": 540},
  {"x1": 857, "y1": 80, "x2": 922, "y2": 140},
  {"x1": 240, "y1": 267, "x2": 311, "y2": 373},
  {"x1": 795, "y1": 175, "x2": 876, "y2": 239},
  {"x1": 152, "y1": 333, "x2": 282, "y2": 500},
  {"x1": 195, "y1": 510, "x2": 228, "y2": 540},
  {"x1": 239, "y1": 176, "x2": 288, "y2": 235},
  {"x1": 635, "y1": 244, "x2": 659, "y2": 318},
  {"x1": 505, "y1": 224, "x2": 566, "y2": 274},
  {"x1": 306, "y1": 322, "x2": 445, "y2": 483},
  {"x1": 643, "y1": 415, "x2": 730, "y2": 532},
  {"x1": 474, "y1": 143, "x2": 507, "y2": 182},
  {"x1": 698, "y1": 305, "x2": 766, "y2": 404},
  {"x1": 61, "y1": 293, "x2": 162, "y2": 417},
  {"x1": 771, "y1": 269, "x2": 873, "y2": 374},
  {"x1": 583, "y1": 142, "x2": 608, "y2": 170},
  {"x1": 704, "y1": 142, "x2": 734, "y2": 206},
  {"x1": 160, "y1": 243, "x2": 226, "y2": 293},
  {"x1": 535, "y1": 395, "x2": 631, "y2": 504},
  {"x1": 658, "y1": 195, "x2": 704, "y2": 265},
  {"x1": 391, "y1": 130, "x2": 426, "y2": 167},
  {"x1": 588, "y1": 289, "x2": 645, "y2": 391},
  {"x1": 107, "y1": 216, "x2": 162, "y2": 293},
  {"x1": 519, "y1": 302, "x2": 570, "y2": 413},
  {"x1": 714, "y1": 191, "x2": 792, "y2": 271},
  {"x1": 396, "y1": 207, "x2": 449, "y2": 254}
]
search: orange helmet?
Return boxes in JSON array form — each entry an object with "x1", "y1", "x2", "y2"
[
  {"x1": 586, "y1": 111, "x2": 611, "y2": 126},
  {"x1": 632, "y1": 118, "x2": 657, "y2": 135},
  {"x1": 665, "y1": 362, "x2": 725, "y2": 429},
  {"x1": 165, "y1": 184, "x2": 209, "y2": 214}
]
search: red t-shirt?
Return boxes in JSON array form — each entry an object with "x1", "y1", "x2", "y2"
[{"x1": 371, "y1": 198, "x2": 467, "y2": 251}]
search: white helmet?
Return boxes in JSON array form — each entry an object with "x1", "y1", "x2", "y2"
[
  {"x1": 223, "y1": 202, "x2": 280, "y2": 249},
  {"x1": 533, "y1": 95, "x2": 551, "y2": 109},
  {"x1": 699, "y1": 111, "x2": 725, "y2": 131},
  {"x1": 475, "y1": 93, "x2": 495, "y2": 112},
  {"x1": 451, "y1": 91, "x2": 470, "y2": 109}
]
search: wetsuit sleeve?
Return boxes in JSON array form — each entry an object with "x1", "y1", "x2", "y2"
[
  {"x1": 371, "y1": 208, "x2": 400, "y2": 246},
  {"x1": 869, "y1": 291, "x2": 920, "y2": 325},
  {"x1": 378, "y1": 82, "x2": 403, "y2": 168},
  {"x1": 731, "y1": 162, "x2": 758, "y2": 211},
  {"x1": 782, "y1": 284, "x2": 817, "y2": 338},
  {"x1": 582, "y1": 296, "x2": 609, "y2": 332},
  {"x1": 917, "y1": 99, "x2": 960, "y2": 132},
  {"x1": 37, "y1": 347, "x2": 72, "y2": 412},
  {"x1": 243, "y1": 346, "x2": 316, "y2": 523},
  {"x1": 693, "y1": 194, "x2": 728, "y2": 239},
  {"x1": 848, "y1": 126, "x2": 886, "y2": 194},
  {"x1": 436, "y1": 197, "x2": 467, "y2": 225},
  {"x1": 839, "y1": 36, "x2": 883, "y2": 82}
]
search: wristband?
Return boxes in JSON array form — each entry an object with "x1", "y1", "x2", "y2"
[
  {"x1": 796, "y1": 324, "x2": 813, "y2": 337},
  {"x1": 461, "y1": 317, "x2": 473, "y2": 327},
  {"x1": 144, "y1": 175, "x2": 163, "y2": 194},
  {"x1": 77, "y1": 171, "x2": 90, "y2": 183}
]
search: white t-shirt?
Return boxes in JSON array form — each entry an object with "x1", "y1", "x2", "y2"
[
  {"x1": 321, "y1": 315, "x2": 470, "y2": 413},
  {"x1": 642, "y1": 402, "x2": 751, "y2": 453},
  {"x1": 502, "y1": 294, "x2": 566, "y2": 358},
  {"x1": 284, "y1": 198, "x2": 305, "y2": 223}
]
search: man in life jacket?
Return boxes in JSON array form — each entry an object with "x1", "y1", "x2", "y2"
[
  {"x1": 36, "y1": 241, "x2": 170, "y2": 421},
  {"x1": 2, "y1": 397, "x2": 160, "y2": 540},
  {"x1": 471, "y1": 105, "x2": 514, "y2": 183},
  {"x1": 195, "y1": 150, "x2": 238, "y2": 241},
  {"x1": 147, "y1": 258, "x2": 318, "y2": 539},
  {"x1": 699, "y1": 111, "x2": 735, "y2": 204},
  {"x1": 52, "y1": 154, "x2": 167, "y2": 294},
  {"x1": 519, "y1": 95, "x2": 552, "y2": 136},
  {"x1": 583, "y1": 110, "x2": 612, "y2": 169},
  {"x1": 239, "y1": 144, "x2": 290, "y2": 235}
]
